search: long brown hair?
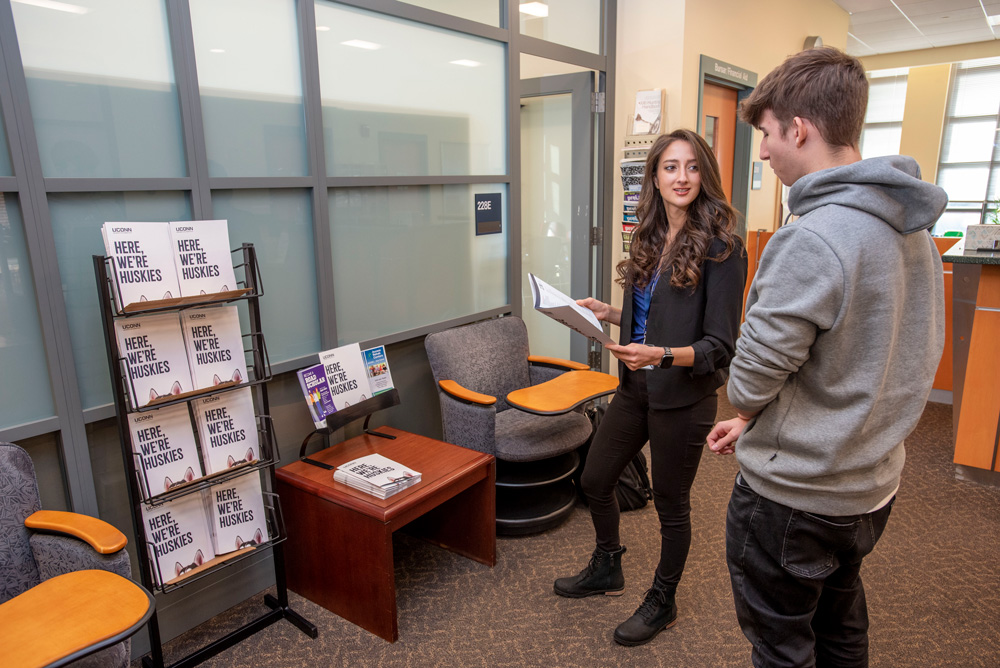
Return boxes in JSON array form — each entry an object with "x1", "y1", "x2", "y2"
[{"x1": 616, "y1": 129, "x2": 740, "y2": 291}]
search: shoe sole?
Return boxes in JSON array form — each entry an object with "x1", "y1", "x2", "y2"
[
  {"x1": 553, "y1": 585, "x2": 625, "y2": 598},
  {"x1": 612, "y1": 617, "x2": 678, "y2": 647}
]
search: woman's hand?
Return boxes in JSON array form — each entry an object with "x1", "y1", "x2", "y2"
[
  {"x1": 576, "y1": 298, "x2": 621, "y2": 326},
  {"x1": 605, "y1": 343, "x2": 664, "y2": 371}
]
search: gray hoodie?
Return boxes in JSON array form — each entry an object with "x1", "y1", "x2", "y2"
[{"x1": 730, "y1": 155, "x2": 947, "y2": 515}]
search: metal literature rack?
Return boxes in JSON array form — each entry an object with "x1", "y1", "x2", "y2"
[{"x1": 93, "y1": 243, "x2": 316, "y2": 668}]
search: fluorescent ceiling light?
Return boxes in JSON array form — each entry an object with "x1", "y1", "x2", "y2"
[
  {"x1": 988, "y1": 14, "x2": 1000, "y2": 26},
  {"x1": 316, "y1": 25, "x2": 330, "y2": 32},
  {"x1": 210, "y1": 48, "x2": 225, "y2": 54},
  {"x1": 341, "y1": 40, "x2": 381, "y2": 50},
  {"x1": 519, "y1": 2, "x2": 549, "y2": 18},
  {"x1": 450, "y1": 59, "x2": 481, "y2": 67},
  {"x1": 12, "y1": 0, "x2": 90, "y2": 14}
]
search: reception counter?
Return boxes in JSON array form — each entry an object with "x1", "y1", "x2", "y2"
[{"x1": 941, "y1": 239, "x2": 1000, "y2": 476}]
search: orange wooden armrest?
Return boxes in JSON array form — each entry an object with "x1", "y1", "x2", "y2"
[
  {"x1": 528, "y1": 355, "x2": 590, "y2": 371},
  {"x1": 438, "y1": 380, "x2": 497, "y2": 406},
  {"x1": 25, "y1": 510, "x2": 127, "y2": 555}
]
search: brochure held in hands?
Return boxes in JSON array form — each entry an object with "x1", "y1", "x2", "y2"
[{"x1": 527, "y1": 273, "x2": 615, "y2": 346}]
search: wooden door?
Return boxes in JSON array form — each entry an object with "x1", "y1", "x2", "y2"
[{"x1": 702, "y1": 82, "x2": 738, "y2": 202}]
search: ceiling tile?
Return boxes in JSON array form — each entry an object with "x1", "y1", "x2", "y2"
[
  {"x1": 849, "y1": 7, "x2": 908, "y2": 25},
  {"x1": 833, "y1": 0, "x2": 892, "y2": 13}
]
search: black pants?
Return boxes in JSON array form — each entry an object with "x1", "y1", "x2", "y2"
[
  {"x1": 726, "y1": 473, "x2": 895, "y2": 668},
  {"x1": 580, "y1": 368, "x2": 717, "y2": 585}
]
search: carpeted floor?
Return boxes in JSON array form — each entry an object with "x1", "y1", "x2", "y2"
[{"x1": 141, "y1": 396, "x2": 1000, "y2": 667}]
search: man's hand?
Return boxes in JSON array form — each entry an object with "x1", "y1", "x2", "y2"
[
  {"x1": 707, "y1": 416, "x2": 751, "y2": 456},
  {"x1": 605, "y1": 343, "x2": 663, "y2": 371}
]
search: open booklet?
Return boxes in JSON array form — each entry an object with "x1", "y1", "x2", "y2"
[{"x1": 527, "y1": 273, "x2": 615, "y2": 346}]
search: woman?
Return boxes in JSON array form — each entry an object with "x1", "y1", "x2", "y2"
[{"x1": 553, "y1": 129, "x2": 746, "y2": 646}]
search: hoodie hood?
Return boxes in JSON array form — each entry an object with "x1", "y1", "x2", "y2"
[{"x1": 788, "y1": 155, "x2": 948, "y2": 235}]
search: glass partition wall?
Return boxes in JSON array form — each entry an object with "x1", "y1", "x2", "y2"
[{"x1": 0, "y1": 0, "x2": 614, "y2": 648}]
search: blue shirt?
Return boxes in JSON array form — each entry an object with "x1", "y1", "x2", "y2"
[{"x1": 630, "y1": 272, "x2": 660, "y2": 344}]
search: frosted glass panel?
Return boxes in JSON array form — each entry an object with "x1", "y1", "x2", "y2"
[
  {"x1": 937, "y1": 165, "x2": 990, "y2": 203},
  {"x1": 315, "y1": 2, "x2": 506, "y2": 177},
  {"x1": 394, "y1": 0, "x2": 500, "y2": 25},
  {"x1": 0, "y1": 194, "x2": 55, "y2": 429},
  {"x1": 860, "y1": 124, "x2": 902, "y2": 160},
  {"x1": 190, "y1": 0, "x2": 308, "y2": 177},
  {"x1": 49, "y1": 192, "x2": 191, "y2": 410},
  {"x1": 12, "y1": 0, "x2": 185, "y2": 178},
  {"x1": 940, "y1": 119, "x2": 997, "y2": 163},
  {"x1": 519, "y1": 0, "x2": 601, "y2": 54},
  {"x1": 212, "y1": 190, "x2": 320, "y2": 362},
  {"x1": 330, "y1": 184, "x2": 508, "y2": 344}
]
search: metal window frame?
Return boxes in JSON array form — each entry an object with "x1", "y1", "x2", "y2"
[{"x1": 0, "y1": 0, "x2": 616, "y2": 521}]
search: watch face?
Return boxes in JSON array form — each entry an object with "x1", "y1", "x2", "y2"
[{"x1": 660, "y1": 350, "x2": 673, "y2": 368}]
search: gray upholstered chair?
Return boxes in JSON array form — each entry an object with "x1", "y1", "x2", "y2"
[
  {"x1": 425, "y1": 315, "x2": 595, "y2": 534},
  {"x1": 0, "y1": 441, "x2": 153, "y2": 668}
]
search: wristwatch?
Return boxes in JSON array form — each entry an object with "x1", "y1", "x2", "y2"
[{"x1": 658, "y1": 346, "x2": 674, "y2": 369}]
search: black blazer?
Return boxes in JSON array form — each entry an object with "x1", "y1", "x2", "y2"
[{"x1": 618, "y1": 237, "x2": 747, "y2": 409}]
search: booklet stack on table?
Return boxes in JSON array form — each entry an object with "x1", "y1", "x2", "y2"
[{"x1": 333, "y1": 453, "x2": 421, "y2": 500}]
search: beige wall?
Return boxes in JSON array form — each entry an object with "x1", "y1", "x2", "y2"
[
  {"x1": 681, "y1": 0, "x2": 849, "y2": 232},
  {"x1": 897, "y1": 64, "x2": 951, "y2": 184}
]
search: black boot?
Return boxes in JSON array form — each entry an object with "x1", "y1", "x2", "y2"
[
  {"x1": 553, "y1": 546, "x2": 626, "y2": 598},
  {"x1": 613, "y1": 575, "x2": 677, "y2": 646}
]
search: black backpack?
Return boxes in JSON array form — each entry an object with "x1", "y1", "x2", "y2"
[{"x1": 578, "y1": 404, "x2": 653, "y2": 512}]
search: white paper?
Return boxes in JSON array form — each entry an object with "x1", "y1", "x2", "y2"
[{"x1": 528, "y1": 273, "x2": 615, "y2": 346}]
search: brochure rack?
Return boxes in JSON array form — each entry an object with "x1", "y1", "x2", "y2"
[
  {"x1": 298, "y1": 389, "x2": 401, "y2": 469},
  {"x1": 94, "y1": 244, "x2": 316, "y2": 668}
]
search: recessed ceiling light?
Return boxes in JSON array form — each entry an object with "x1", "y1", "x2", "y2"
[
  {"x1": 519, "y1": 2, "x2": 549, "y2": 18},
  {"x1": 988, "y1": 14, "x2": 1000, "y2": 26},
  {"x1": 12, "y1": 0, "x2": 90, "y2": 14},
  {"x1": 450, "y1": 59, "x2": 481, "y2": 67},
  {"x1": 210, "y1": 48, "x2": 225, "y2": 54},
  {"x1": 341, "y1": 40, "x2": 381, "y2": 50},
  {"x1": 316, "y1": 25, "x2": 330, "y2": 32}
]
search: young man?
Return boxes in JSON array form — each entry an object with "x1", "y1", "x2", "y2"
[{"x1": 707, "y1": 47, "x2": 947, "y2": 668}]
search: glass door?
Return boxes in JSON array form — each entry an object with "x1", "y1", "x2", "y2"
[{"x1": 520, "y1": 72, "x2": 595, "y2": 364}]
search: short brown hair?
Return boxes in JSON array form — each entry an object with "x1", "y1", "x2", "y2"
[{"x1": 739, "y1": 47, "x2": 868, "y2": 148}]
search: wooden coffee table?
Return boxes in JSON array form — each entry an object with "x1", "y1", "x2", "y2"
[{"x1": 276, "y1": 426, "x2": 496, "y2": 642}]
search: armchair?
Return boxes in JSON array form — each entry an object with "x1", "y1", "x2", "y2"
[
  {"x1": 0, "y1": 442, "x2": 154, "y2": 668},
  {"x1": 425, "y1": 315, "x2": 596, "y2": 534}
]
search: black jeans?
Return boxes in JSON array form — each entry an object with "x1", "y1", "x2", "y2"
[
  {"x1": 580, "y1": 368, "x2": 717, "y2": 585},
  {"x1": 725, "y1": 473, "x2": 895, "y2": 668}
]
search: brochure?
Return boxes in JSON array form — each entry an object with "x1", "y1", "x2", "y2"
[
  {"x1": 102, "y1": 221, "x2": 181, "y2": 311},
  {"x1": 317, "y1": 343, "x2": 369, "y2": 409},
  {"x1": 192, "y1": 388, "x2": 260, "y2": 475},
  {"x1": 296, "y1": 363, "x2": 337, "y2": 429},
  {"x1": 180, "y1": 305, "x2": 248, "y2": 391},
  {"x1": 207, "y1": 474, "x2": 269, "y2": 556},
  {"x1": 141, "y1": 492, "x2": 215, "y2": 587},
  {"x1": 114, "y1": 312, "x2": 194, "y2": 408},
  {"x1": 128, "y1": 402, "x2": 204, "y2": 497},
  {"x1": 334, "y1": 453, "x2": 421, "y2": 499},
  {"x1": 169, "y1": 219, "x2": 239, "y2": 297},
  {"x1": 362, "y1": 345, "x2": 394, "y2": 396},
  {"x1": 527, "y1": 273, "x2": 615, "y2": 346}
]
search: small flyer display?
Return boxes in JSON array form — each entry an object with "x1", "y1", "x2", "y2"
[
  {"x1": 296, "y1": 363, "x2": 337, "y2": 429},
  {"x1": 317, "y1": 343, "x2": 369, "y2": 409},
  {"x1": 102, "y1": 221, "x2": 181, "y2": 311},
  {"x1": 192, "y1": 388, "x2": 259, "y2": 475},
  {"x1": 129, "y1": 402, "x2": 204, "y2": 497},
  {"x1": 632, "y1": 89, "x2": 663, "y2": 135},
  {"x1": 114, "y1": 312, "x2": 194, "y2": 409},
  {"x1": 181, "y1": 305, "x2": 248, "y2": 391},
  {"x1": 207, "y1": 475, "x2": 269, "y2": 556},
  {"x1": 362, "y1": 345, "x2": 394, "y2": 396},
  {"x1": 169, "y1": 219, "x2": 238, "y2": 297},
  {"x1": 141, "y1": 492, "x2": 215, "y2": 587}
]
